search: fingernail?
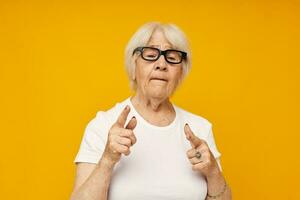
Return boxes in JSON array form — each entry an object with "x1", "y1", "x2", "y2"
[
  {"x1": 125, "y1": 105, "x2": 129, "y2": 110},
  {"x1": 185, "y1": 123, "x2": 188, "y2": 126}
]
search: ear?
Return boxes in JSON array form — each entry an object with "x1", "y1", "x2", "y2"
[
  {"x1": 132, "y1": 68, "x2": 136, "y2": 80},
  {"x1": 132, "y1": 58, "x2": 137, "y2": 81}
]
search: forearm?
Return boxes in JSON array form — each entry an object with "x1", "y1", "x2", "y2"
[
  {"x1": 70, "y1": 157, "x2": 115, "y2": 200},
  {"x1": 206, "y1": 171, "x2": 232, "y2": 200}
]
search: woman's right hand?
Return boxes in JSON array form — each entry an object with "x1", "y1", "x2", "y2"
[{"x1": 102, "y1": 105, "x2": 137, "y2": 166}]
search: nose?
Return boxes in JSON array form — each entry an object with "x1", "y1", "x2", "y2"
[{"x1": 154, "y1": 55, "x2": 167, "y2": 71}]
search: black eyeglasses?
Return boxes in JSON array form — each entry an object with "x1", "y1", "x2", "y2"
[{"x1": 133, "y1": 46, "x2": 187, "y2": 64}]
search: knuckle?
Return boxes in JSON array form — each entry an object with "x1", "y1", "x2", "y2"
[
  {"x1": 126, "y1": 129, "x2": 133, "y2": 137},
  {"x1": 194, "y1": 158, "x2": 200, "y2": 164},
  {"x1": 122, "y1": 146, "x2": 129, "y2": 152},
  {"x1": 198, "y1": 145, "x2": 207, "y2": 152},
  {"x1": 122, "y1": 129, "x2": 130, "y2": 137},
  {"x1": 117, "y1": 128, "x2": 125, "y2": 136},
  {"x1": 128, "y1": 139, "x2": 133, "y2": 146},
  {"x1": 124, "y1": 138, "x2": 131, "y2": 146},
  {"x1": 131, "y1": 137, "x2": 136, "y2": 145},
  {"x1": 125, "y1": 150, "x2": 131, "y2": 156}
]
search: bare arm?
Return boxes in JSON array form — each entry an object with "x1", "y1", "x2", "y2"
[
  {"x1": 70, "y1": 156, "x2": 115, "y2": 200},
  {"x1": 184, "y1": 124, "x2": 232, "y2": 199},
  {"x1": 70, "y1": 106, "x2": 137, "y2": 200},
  {"x1": 206, "y1": 171, "x2": 232, "y2": 200}
]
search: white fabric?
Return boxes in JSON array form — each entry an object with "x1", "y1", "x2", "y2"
[{"x1": 74, "y1": 97, "x2": 222, "y2": 200}]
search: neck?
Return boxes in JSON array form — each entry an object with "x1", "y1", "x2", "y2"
[
  {"x1": 130, "y1": 91, "x2": 176, "y2": 126},
  {"x1": 131, "y1": 91, "x2": 171, "y2": 112}
]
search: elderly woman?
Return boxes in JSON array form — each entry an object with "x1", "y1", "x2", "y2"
[{"x1": 70, "y1": 22, "x2": 232, "y2": 200}]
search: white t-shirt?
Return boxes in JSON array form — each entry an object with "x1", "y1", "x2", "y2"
[{"x1": 74, "y1": 97, "x2": 222, "y2": 200}]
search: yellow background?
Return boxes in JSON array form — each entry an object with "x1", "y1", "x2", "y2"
[{"x1": 1, "y1": 0, "x2": 299, "y2": 199}]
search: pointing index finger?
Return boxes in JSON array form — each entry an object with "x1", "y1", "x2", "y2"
[
  {"x1": 115, "y1": 105, "x2": 130, "y2": 127},
  {"x1": 184, "y1": 123, "x2": 204, "y2": 148}
]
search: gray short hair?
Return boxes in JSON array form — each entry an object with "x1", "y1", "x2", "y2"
[{"x1": 124, "y1": 22, "x2": 192, "y2": 90}]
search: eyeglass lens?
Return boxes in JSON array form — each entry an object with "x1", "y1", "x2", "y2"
[{"x1": 142, "y1": 47, "x2": 183, "y2": 64}]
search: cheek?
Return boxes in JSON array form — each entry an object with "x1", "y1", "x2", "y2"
[
  {"x1": 135, "y1": 60, "x2": 152, "y2": 83},
  {"x1": 169, "y1": 68, "x2": 183, "y2": 87}
]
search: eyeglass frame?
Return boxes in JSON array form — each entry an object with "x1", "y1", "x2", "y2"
[{"x1": 132, "y1": 46, "x2": 187, "y2": 64}]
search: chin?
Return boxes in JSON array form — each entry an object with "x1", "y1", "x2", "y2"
[{"x1": 147, "y1": 89, "x2": 170, "y2": 100}]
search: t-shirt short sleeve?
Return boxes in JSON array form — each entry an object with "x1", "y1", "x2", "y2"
[
  {"x1": 74, "y1": 111, "x2": 110, "y2": 164},
  {"x1": 205, "y1": 125, "x2": 221, "y2": 159},
  {"x1": 205, "y1": 124, "x2": 222, "y2": 171}
]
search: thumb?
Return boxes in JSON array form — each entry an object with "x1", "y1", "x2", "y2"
[
  {"x1": 184, "y1": 123, "x2": 202, "y2": 148},
  {"x1": 125, "y1": 116, "x2": 137, "y2": 130}
]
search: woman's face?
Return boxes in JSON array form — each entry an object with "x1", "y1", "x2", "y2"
[{"x1": 135, "y1": 29, "x2": 183, "y2": 100}]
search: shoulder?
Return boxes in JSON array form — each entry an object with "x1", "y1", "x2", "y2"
[
  {"x1": 74, "y1": 97, "x2": 131, "y2": 164},
  {"x1": 174, "y1": 104, "x2": 222, "y2": 159},
  {"x1": 88, "y1": 97, "x2": 131, "y2": 132},
  {"x1": 175, "y1": 105, "x2": 212, "y2": 127}
]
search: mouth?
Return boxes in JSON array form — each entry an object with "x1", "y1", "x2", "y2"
[{"x1": 150, "y1": 78, "x2": 168, "y2": 82}]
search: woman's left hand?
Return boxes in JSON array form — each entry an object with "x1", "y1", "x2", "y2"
[{"x1": 184, "y1": 124, "x2": 221, "y2": 178}]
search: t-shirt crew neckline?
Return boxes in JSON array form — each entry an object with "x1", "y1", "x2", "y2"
[{"x1": 126, "y1": 97, "x2": 179, "y2": 131}]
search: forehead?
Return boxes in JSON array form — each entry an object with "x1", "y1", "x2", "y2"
[{"x1": 147, "y1": 29, "x2": 173, "y2": 49}]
